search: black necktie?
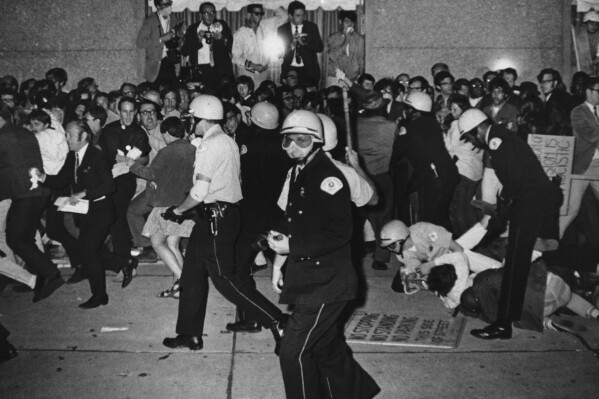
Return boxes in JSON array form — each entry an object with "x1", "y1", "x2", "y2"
[
  {"x1": 294, "y1": 25, "x2": 302, "y2": 64},
  {"x1": 74, "y1": 152, "x2": 80, "y2": 184}
]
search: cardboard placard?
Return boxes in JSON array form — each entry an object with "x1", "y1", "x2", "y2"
[
  {"x1": 345, "y1": 312, "x2": 467, "y2": 349},
  {"x1": 527, "y1": 134, "x2": 575, "y2": 216}
]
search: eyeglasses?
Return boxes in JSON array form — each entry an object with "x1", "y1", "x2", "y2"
[
  {"x1": 140, "y1": 110, "x2": 157, "y2": 116},
  {"x1": 589, "y1": 88, "x2": 599, "y2": 93},
  {"x1": 282, "y1": 135, "x2": 313, "y2": 149}
]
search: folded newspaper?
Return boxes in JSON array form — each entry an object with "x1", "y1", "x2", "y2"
[{"x1": 54, "y1": 197, "x2": 89, "y2": 214}]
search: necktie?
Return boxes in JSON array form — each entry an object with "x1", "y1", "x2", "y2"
[
  {"x1": 294, "y1": 25, "x2": 302, "y2": 64},
  {"x1": 74, "y1": 152, "x2": 80, "y2": 184}
]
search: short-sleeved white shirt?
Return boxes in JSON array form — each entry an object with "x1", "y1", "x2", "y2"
[{"x1": 190, "y1": 125, "x2": 242, "y2": 204}]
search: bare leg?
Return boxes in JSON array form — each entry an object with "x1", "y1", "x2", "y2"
[{"x1": 151, "y1": 232, "x2": 182, "y2": 279}]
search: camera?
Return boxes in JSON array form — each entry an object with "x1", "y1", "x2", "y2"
[{"x1": 204, "y1": 31, "x2": 213, "y2": 45}]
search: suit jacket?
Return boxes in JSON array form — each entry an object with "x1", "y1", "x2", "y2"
[
  {"x1": 42, "y1": 145, "x2": 116, "y2": 226},
  {"x1": 181, "y1": 20, "x2": 233, "y2": 78},
  {"x1": 278, "y1": 21, "x2": 323, "y2": 87},
  {"x1": 483, "y1": 102, "x2": 519, "y2": 132},
  {"x1": 136, "y1": 13, "x2": 164, "y2": 82},
  {"x1": 544, "y1": 89, "x2": 574, "y2": 136},
  {"x1": 279, "y1": 150, "x2": 356, "y2": 306},
  {"x1": 571, "y1": 103, "x2": 599, "y2": 174},
  {"x1": 0, "y1": 123, "x2": 48, "y2": 200}
]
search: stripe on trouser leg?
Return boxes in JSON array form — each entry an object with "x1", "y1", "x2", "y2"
[
  {"x1": 213, "y1": 236, "x2": 276, "y2": 323},
  {"x1": 326, "y1": 377, "x2": 333, "y2": 398},
  {"x1": 299, "y1": 304, "x2": 325, "y2": 399}
]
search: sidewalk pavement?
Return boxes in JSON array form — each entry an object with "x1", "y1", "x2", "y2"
[{"x1": 1, "y1": 254, "x2": 598, "y2": 399}]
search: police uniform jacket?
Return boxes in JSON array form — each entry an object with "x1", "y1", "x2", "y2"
[
  {"x1": 393, "y1": 114, "x2": 458, "y2": 191},
  {"x1": 486, "y1": 125, "x2": 555, "y2": 201},
  {"x1": 279, "y1": 150, "x2": 356, "y2": 306}
]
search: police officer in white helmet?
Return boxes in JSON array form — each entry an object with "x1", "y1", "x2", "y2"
[
  {"x1": 267, "y1": 110, "x2": 380, "y2": 399},
  {"x1": 226, "y1": 101, "x2": 293, "y2": 334},
  {"x1": 458, "y1": 108, "x2": 562, "y2": 340},
  {"x1": 162, "y1": 95, "x2": 287, "y2": 352}
]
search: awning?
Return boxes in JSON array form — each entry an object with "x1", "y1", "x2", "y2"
[{"x1": 150, "y1": 0, "x2": 361, "y2": 12}]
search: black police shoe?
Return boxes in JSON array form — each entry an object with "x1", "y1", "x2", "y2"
[
  {"x1": 163, "y1": 334, "x2": 203, "y2": 350},
  {"x1": 371, "y1": 260, "x2": 388, "y2": 270},
  {"x1": 470, "y1": 323, "x2": 512, "y2": 340},
  {"x1": 226, "y1": 320, "x2": 262, "y2": 333}
]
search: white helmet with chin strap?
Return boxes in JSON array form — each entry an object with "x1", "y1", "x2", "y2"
[
  {"x1": 280, "y1": 110, "x2": 324, "y2": 142},
  {"x1": 380, "y1": 220, "x2": 410, "y2": 247},
  {"x1": 317, "y1": 113, "x2": 337, "y2": 151}
]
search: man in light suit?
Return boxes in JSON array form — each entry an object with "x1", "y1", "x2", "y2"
[
  {"x1": 136, "y1": 0, "x2": 178, "y2": 86},
  {"x1": 560, "y1": 76, "x2": 599, "y2": 237},
  {"x1": 278, "y1": 1, "x2": 323, "y2": 89}
]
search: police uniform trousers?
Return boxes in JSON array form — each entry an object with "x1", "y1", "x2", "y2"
[
  {"x1": 233, "y1": 202, "x2": 281, "y2": 323},
  {"x1": 418, "y1": 172, "x2": 459, "y2": 232},
  {"x1": 497, "y1": 186, "x2": 562, "y2": 323},
  {"x1": 279, "y1": 301, "x2": 380, "y2": 399},
  {"x1": 176, "y1": 206, "x2": 282, "y2": 336}
]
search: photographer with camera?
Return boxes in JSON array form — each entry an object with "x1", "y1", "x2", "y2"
[
  {"x1": 277, "y1": 1, "x2": 323, "y2": 89},
  {"x1": 136, "y1": 0, "x2": 182, "y2": 86},
  {"x1": 181, "y1": 2, "x2": 234, "y2": 91}
]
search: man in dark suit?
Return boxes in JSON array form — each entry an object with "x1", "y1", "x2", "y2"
[
  {"x1": 560, "y1": 77, "x2": 599, "y2": 237},
  {"x1": 0, "y1": 103, "x2": 64, "y2": 303},
  {"x1": 538, "y1": 68, "x2": 574, "y2": 136},
  {"x1": 458, "y1": 109, "x2": 562, "y2": 340},
  {"x1": 278, "y1": 1, "x2": 324, "y2": 88},
  {"x1": 181, "y1": 2, "x2": 233, "y2": 90},
  {"x1": 136, "y1": 0, "x2": 180, "y2": 86},
  {"x1": 37, "y1": 121, "x2": 134, "y2": 309}
]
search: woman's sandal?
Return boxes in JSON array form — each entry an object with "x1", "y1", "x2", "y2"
[{"x1": 157, "y1": 279, "x2": 180, "y2": 298}]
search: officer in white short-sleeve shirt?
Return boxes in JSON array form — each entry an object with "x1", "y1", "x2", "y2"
[{"x1": 162, "y1": 95, "x2": 286, "y2": 352}]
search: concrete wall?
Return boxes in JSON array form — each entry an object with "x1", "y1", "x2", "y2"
[
  {"x1": 365, "y1": 0, "x2": 571, "y2": 84},
  {"x1": 0, "y1": 0, "x2": 145, "y2": 92}
]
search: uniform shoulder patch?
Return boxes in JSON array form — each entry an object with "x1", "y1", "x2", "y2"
[
  {"x1": 489, "y1": 137, "x2": 502, "y2": 150},
  {"x1": 428, "y1": 232, "x2": 438, "y2": 242},
  {"x1": 320, "y1": 176, "x2": 343, "y2": 195},
  {"x1": 196, "y1": 142, "x2": 208, "y2": 153}
]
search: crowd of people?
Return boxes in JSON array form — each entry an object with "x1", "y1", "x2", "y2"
[{"x1": 1, "y1": 1, "x2": 599, "y2": 397}]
